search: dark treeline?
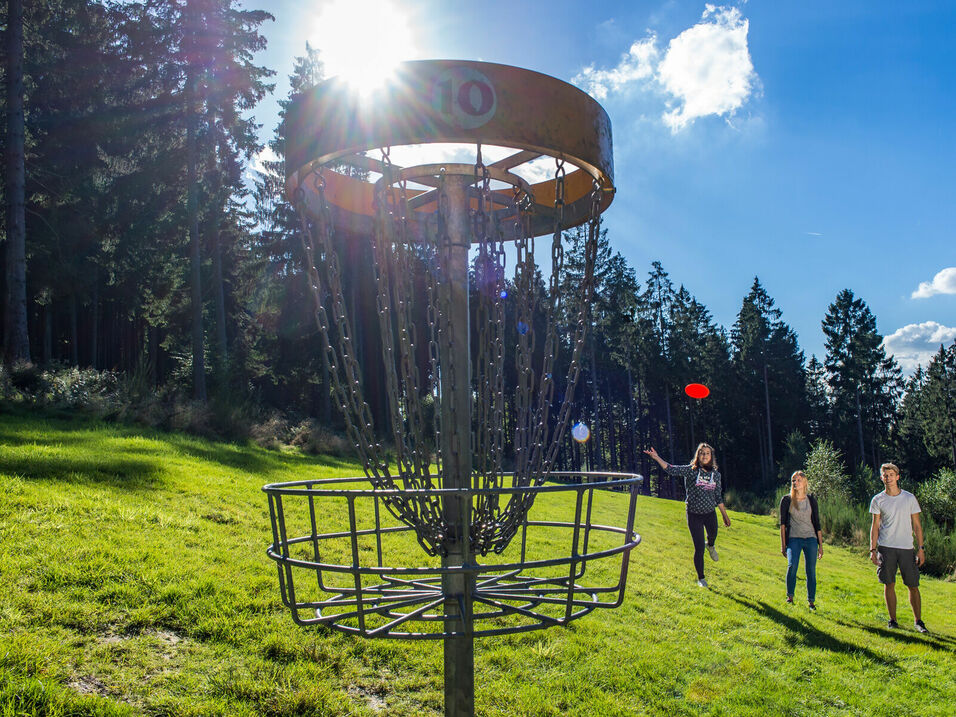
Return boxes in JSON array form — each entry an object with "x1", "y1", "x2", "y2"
[{"x1": 2, "y1": 1, "x2": 955, "y2": 499}]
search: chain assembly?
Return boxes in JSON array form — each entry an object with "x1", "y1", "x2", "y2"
[{"x1": 294, "y1": 146, "x2": 604, "y2": 557}]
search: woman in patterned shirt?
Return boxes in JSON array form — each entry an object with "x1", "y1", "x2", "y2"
[{"x1": 645, "y1": 443, "x2": 732, "y2": 588}]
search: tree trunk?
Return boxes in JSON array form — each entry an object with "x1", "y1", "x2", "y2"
[
  {"x1": 855, "y1": 387, "x2": 865, "y2": 467},
  {"x1": 607, "y1": 377, "x2": 617, "y2": 469},
  {"x1": 91, "y1": 280, "x2": 99, "y2": 368},
  {"x1": 186, "y1": 49, "x2": 206, "y2": 401},
  {"x1": 763, "y1": 362, "x2": 774, "y2": 473},
  {"x1": 589, "y1": 334, "x2": 601, "y2": 470},
  {"x1": 626, "y1": 365, "x2": 636, "y2": 470},
  {"x1": 42, "y1": 303, "x2": 52, "y2": 364},
  {"x1": 209, "y1": 126, "x2": 228, "y2": 376},
  {"x1": 212, "y1": 230, "x2": 227, "y2": 367},
  {"x1": 70, "y1": 295, "x2": 79, "y2": 366},
  {"x1": 689, "y1": 399, "x2": 696, "y2": 450},
  {"x1": 3, "y1": 0, "x2": 30, "y2": 367},
  {"x1": 664, "y1": 385, "x2": 675, "y2": 459}
]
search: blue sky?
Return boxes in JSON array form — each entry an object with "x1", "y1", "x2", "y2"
[{"x1": 247, "y1": 0, "x2": 955, "y2": 373}]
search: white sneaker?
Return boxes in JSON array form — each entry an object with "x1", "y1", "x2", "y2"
[
  {"x1": 697, "y1": 578, "x2": 709, "y2": 588},
  {"x1": 707, "y1": 544, "x2": 719, "y2": 562}
]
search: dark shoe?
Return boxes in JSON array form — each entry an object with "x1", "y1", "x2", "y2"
[
  {"x1": 887, "y1": 619, "x2": 899, "y2": 629},
  {"x1": 808, "y1": 602, "x2": 816, "y2": 611},
  {"x1": 915, "y1": 620, "x2": 928, "y2": 633},
  {"x1": 786, "y1": 596, "x2": 793, "y2": 604},
  {"x1": 696, "y1": 578, "x2": 708, "y2": 588}
]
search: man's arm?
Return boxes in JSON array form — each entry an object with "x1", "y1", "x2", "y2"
[
  {"x1": 869, "y1": 513, "x2": 881, "y2": 566},
  {"x1": 912, "y1": 513, "x2": 925, "y2": 567}
]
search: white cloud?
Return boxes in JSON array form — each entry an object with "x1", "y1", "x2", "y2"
[
  {"x1": 573, "y1": 36, "x2": 660, "y2": 101},
  {"x1": 911, "y1": 267, "x2": 956, "y2": 299},
  {"x1": 658, "y1": 6, "x2": 758, "y2": 131},
  {"x1": 572, "y1": 5, "x2": 759, "y2": 133},
  {"x1": 882, "y1": 321, "x2": 956, "y2": 373}
]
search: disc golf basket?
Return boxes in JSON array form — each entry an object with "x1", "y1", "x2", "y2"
[{"x1": 264, "y1": 60, "x2": 642, "y2": 716}]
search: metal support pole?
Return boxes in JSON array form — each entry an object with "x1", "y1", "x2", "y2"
[{"x1": 439, "y1": 176, "x2": 475, "y2": 717}]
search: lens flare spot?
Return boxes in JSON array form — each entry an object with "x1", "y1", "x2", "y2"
[{"x1": 571, "y1": 422, "x2": 590, "y2": 443}]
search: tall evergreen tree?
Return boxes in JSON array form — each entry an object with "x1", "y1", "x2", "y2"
[
  {"x1": 639, "y1": 261, "x2": 677, "y2": 460},
  {"x1": 920, "y1": 343, "x2": 956, "y2": 469},
  {"x1": 730, "y1": 278, "x2": 808, "y2": 487},
  {"x1": 822, "y1": 289, "x2": 902, "y2": 469},
  {"x1": 805, "y1": 355, "x2": 830, "y2": 440},
  {"x1": 3, "y1": 0, "x2": 29, "y2": 366}
]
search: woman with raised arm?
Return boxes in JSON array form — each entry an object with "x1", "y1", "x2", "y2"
[
  {"x1": 779, "y1": 470, "x2": 823, "y2": 609},
  {"x1": 644, "y1": 443, "x2": 731, "y2": 588}
]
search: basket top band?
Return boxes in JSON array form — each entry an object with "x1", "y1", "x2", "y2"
[{"x1": 285, "y1": 60, "x2": 615, "y2": 236}]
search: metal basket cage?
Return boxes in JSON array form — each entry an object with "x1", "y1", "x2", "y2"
[{"x1": 264, "y1": 472, "x2": 643, "y2": 639}]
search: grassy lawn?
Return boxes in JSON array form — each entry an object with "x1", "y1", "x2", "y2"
[{"x1": 1, "y1": 410, "x2": 954, "y2": 716}]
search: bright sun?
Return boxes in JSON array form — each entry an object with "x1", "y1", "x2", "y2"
[{"x1": 312, "y1": 0, "x2": 417, "y2": 93}]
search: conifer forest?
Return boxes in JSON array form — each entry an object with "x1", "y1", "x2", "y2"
[{"x1": 2, "y1": 1, "x2": 955, "y2": 518}]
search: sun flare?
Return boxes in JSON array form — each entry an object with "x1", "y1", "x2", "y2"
[{"x1": 312, "y1": 0, "x2": 417, "y2": 93}]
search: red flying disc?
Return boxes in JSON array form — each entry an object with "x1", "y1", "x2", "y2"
[{"x1": 685, "y1": 383, "x2": 710, "y2": 399}]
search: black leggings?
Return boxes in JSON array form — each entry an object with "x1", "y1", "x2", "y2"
[{"x1": 687, "y1": 510, "x2": 718, "y2": 580}]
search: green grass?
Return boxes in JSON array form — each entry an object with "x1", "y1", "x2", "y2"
[{"x1": 1, "y1": 410, "x2": 954, "y2": 716}]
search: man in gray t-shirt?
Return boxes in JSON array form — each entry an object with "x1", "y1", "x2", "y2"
[{"x1": 868, "y1": 463, "x2": 927, "y2": 633}]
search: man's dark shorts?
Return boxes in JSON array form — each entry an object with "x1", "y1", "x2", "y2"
[{"x1": 877, "y1": 546, "x2": 920, "y2": 587}]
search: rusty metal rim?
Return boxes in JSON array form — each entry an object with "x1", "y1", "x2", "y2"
[{"x1": 284, "y1": 59, "x2": 615, "y2": 233}]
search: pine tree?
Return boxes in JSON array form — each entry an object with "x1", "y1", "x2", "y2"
[
  {"x1": 805, "y1": 355, "x2": 829, "y2": 440},
  {"x1": 920, "y1": 344, "x2": 956, "y2": 469},
  {"x1": 3, "y1": 0, "x2": 30, "y2": 366},
  {"x1": 822, "y1": 289, "x2": 902, "y2": 470},
  {"x1": 730, "y1": 278, "x2": 808, "y2": 487}
]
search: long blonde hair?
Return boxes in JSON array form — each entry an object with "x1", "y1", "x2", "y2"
[
  {"x1": 790, "y1": 470, "x2": 808, "y2": 503},
  {"x1": 691, "y1": 443, "x2": 717, "y2": 471}
]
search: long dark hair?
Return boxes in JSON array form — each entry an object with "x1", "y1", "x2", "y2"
[{"x1": 690, "y1": 442, "x2": 717, "y2": 471}]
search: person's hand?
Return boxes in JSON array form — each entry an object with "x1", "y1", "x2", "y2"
[
  {"x1": 723, "y1": 515, "x2": 731, "y2": 528},
  {"x1": 870, "y1": 550, "x2": 880, "y2": 566},
  {"x1": 643, "y1": 447, "x2": 659, "y2": 460},
  {"x1": 916, "y1": 548, "x2": 925, "y2": 567},
  {"x1": 781, "y1": 547, "x2": 787, "y2": 557},
  {"x1": 817, "y1": 545, "x2": 824, "y2": 560}
]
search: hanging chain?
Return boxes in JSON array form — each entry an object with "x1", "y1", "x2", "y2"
[{"x1": 294, "y1": 153, "x2": 605, "y2": 557}]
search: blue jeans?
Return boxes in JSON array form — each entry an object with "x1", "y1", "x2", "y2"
[{"x1": 786, "y1": 537, "x2": 818, "y2": 602}]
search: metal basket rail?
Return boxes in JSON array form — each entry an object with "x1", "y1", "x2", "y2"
[{"x1": 264, "y1": 472, "x2": 643, "y2": 639}]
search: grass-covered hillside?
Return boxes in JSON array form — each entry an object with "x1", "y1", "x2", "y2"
[{"x1": 1, "y1": 411, "x2": 954, "y2": 716}]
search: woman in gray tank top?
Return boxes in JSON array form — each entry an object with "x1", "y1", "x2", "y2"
[{"x1": 778, "y1": 470, "x2": 823, "y2": 609}]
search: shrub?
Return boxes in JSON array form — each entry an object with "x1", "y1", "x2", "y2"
[
  {"x1": 39, "y1": 365, "x2": 124, "y2": 413},
  {"x1": 804, "y1": 439, "x2": 851, "y2": 502},
  {"x1": 916, "y1": 468, "x2": 956, "y2": 531},
  {"x1": 0, "y1": 363, "x2": 128, "y2": 416},
  {"x1": 249, "y1": 412, "x2": 294, "y2": 450},
  {"x1": 920, "y1": 512, "x2": 956, "y2": 579},
  {"x1": 817, "y1": 493, "x2": 869, "y2": 545},
  {"x1": 289, "y1": 418, "x2": 353, "y2": 457},
  {"x1": 723, "y1": 488, "x2": 774, "y2": 516},
  {"x1": 848, "y1": 461, "x2": 878, "y2": 506},
  {"x1": 777, "y1": 429, "x2": 809, "y2": 483}
]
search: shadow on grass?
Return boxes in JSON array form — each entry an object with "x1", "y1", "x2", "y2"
[
  {"x1": 0, "y1": 410, "x2": 358, "y2": 483},
  {"x1": 166, "y1": 434, "x2": 356, "y2": 476},
  {"x1": 0, "y1": 453, "x2": 161, "y2": 490},
  {"x1": 719, "y1": 592, "x2": 896, "y2": 666},
  {"x1": 834, "y1": 618, "x2": 956, "y2": 652}
]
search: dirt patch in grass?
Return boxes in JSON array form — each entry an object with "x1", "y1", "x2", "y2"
[
  {"x1": 348, "y1": 679, "x2": 390, "y2": 713},
  {"x1": 68, "y1": 674, "x2": 111, "y2": 698}
]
